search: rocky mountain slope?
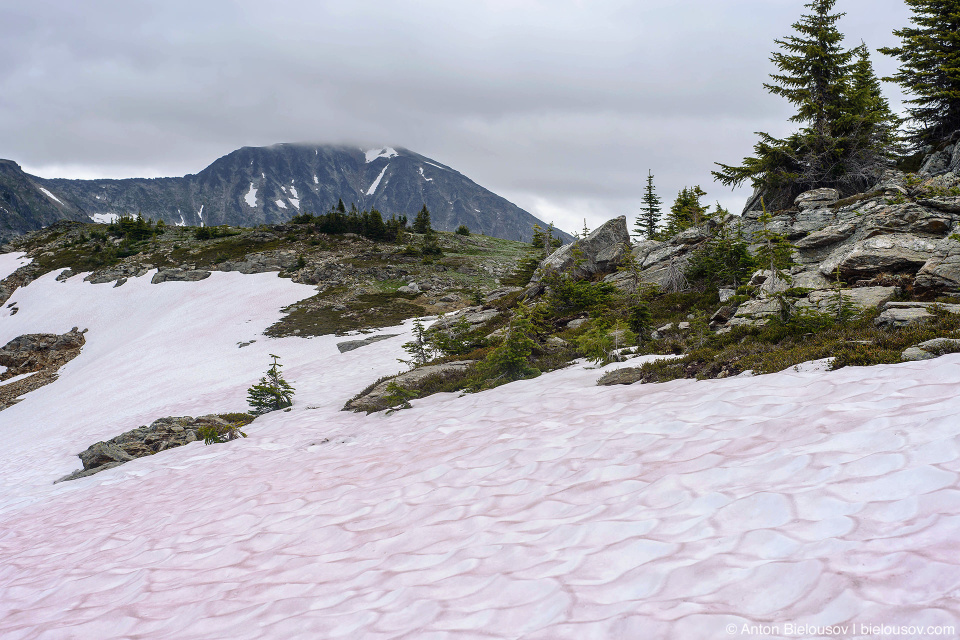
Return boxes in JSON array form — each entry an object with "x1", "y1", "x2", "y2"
[
  {"x1": 6, "y1": 144, "x2": 569, "y2": 243},
  {"x1": 0, "y1": 161, "x2": 90, "y2": 243}
]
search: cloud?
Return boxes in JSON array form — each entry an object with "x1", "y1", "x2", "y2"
[{"x1": 1, "y1": 0, "x2": 913, "y2": 233}]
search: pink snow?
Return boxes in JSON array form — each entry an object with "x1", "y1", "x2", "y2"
[{"x1": 0, "y1": 269, "x2": 959, "y2": 638}]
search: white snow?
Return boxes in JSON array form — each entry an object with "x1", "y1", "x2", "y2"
[
  {"x1": 365, "y1": 147, "x2": 399, "y2": 163},
  {"x1": 313, "y1": 175, "x2": 319, "y2": 184},
  {"x1": 289, "y1": 186, "x2": 298, "y2": 199},
  {"x1": 38, "y1": 187, "x2": 63, "y2": 205},
  {"x1": 197, "y1": 204, "x2": 204, "y2": 226},
  {"x1": 244, "y1": 183, "x2": 257, "y2": 208},
  {"x1": 177, "y1": 212, "x2": 186, "y2": 227},
  {"x1": 1, "y1": 271, "x2": 960, "y2": 637},
  {"x1": 0, "y1": 252, "x2": 30, "y2": 280},
  {"x1": 90, "y1": 213, "x2": 120, "y2": 224},
  {"x1": 418, "y1": 167, "x2": 433, "y2": 182},
  {"x1": 424, "y1": 160, "x2": 448, "y2": 171},
  {"x1": 275, "y1": 199, "x2": 287, "y2": 209},
  {"x1": 366, "y1": 165, "x2": 389, "y2": 196},
  {"x1": 289, "y1": 198, "x2": 300, "y2": 209},
  {"x1": 0, "y1": 371, "x2": 38, "y2": 387}
]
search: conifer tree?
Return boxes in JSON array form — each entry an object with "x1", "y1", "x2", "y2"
[
  {"x1": 636, "y1": 170, "x2": 662, "y2": 240},
  {"x1": 660, "y1": 186, "x2": 707, "y2": 238},
  {"x1": 413, "y1": 205, "x2": 432, "y2": 234},
  {"x1": 714, "y1": 0, "x2": 898, "y2": 206},
  {"x1": 247, "y1": 354, "x2": 295, "y2": 415},
  {"x1": 879, "y1": 0, "x2": 960, "y2": 147}
]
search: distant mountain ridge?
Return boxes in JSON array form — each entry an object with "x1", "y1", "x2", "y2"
[{"x1": 0, "y1": 144, "x2": 571, "y2": 243}]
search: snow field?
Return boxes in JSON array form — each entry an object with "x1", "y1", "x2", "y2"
[{"x1": 0, "y1": 266, "x2": 959, "y2": 638}]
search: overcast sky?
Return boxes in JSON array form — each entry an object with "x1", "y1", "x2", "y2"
[{"x1": 0, "y1": 0, "x2": 912, "y2": 234}]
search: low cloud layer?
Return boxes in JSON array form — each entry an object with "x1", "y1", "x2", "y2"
[{"x1": 0, "y1": 0, "x2": 912, "y2": 233}]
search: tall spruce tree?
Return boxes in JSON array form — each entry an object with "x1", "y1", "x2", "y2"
[
  {"x1": 660, "y1": 186, "x2": 707, "y2": 238},
  {"x1": 879, "y1": 0, "x2": 960, "y2": 147},
  {"x1": 714, "y1": 0, "x2": 897, "y2": 207},
  {"x1": 413, "y1": 205, "x2": 431, "y2": 233},
  {"x1": 636, "y1": 170, "x2": 662, "y2": 240}
]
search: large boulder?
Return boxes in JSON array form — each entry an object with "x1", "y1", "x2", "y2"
[
  {"x1": 820, "y1": 233, "x2": 939, "y2": 278},
  {"x1": 797, "y1": 286, "x2": 898, "y2": 313},
  {"x1": 219, "y1": 251, "x2": 300, "y2": 275},
  {"x1": 875, "y1": 301, "x2": 960, "y2": 328},
  {"x1": 151, "y1": 268, "x2": 212, "y2": 284},
  {"x1": 795, "y1": 222, "x2": 857, "y2": 250},
  {"x1": 795, "y1": 188, "x2": 840, "y2": 210},
  {"x1": 916, "y1": 241, "x2": 960, "y2": 290},
  {"x1": 345, "y1": 361, "x2": 476, "y2": 412},
  {"x1": 532, "y1": 216, "x2": 630, "y2": 281}
]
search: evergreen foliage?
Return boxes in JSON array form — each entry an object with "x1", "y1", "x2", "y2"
[
  {"x1": 291, "y1": 204, "x2": 406, "y2": 242},
  {"x1": 686, "y1": 221, "x2": 757, "y2": 289},
  {"x1": 107, "y1": 213, "x2": 163, "y2": 242},
  {"x1": 879, "y1": 0, "x2": 960, "y2": 146},
  {"x1": 247, "y1": 354, "x2": 295, "y2": 415},
  {"x1": 636, "y1": 170, "x2": 663, "y2": 239},
  {"x1": 478, "y1": 304, "x2": 540, "y2": 381},
  {"x1": 753, "y1": 199, "x2": 797, "y2": 289},
  {"x1": 400, "y1": 318, "x2": 436, "y2": 367},
  {"x1": 714, "y1": 0, "x2": 900, "y2": 206},
  {"x1": 413, "y1": 205, "x2": 432, "y2": 234},
  {"x1": 455, "y1": 224, "x2": 470, "y2": 236},
  {"x1": 660, "y1": 186, "x2": 707, "y2": 238},
  {"x1": 531, "y1": 223, "x2": 562, "y2": 251}
]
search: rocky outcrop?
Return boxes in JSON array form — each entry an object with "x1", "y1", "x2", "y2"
[
  {"x1": 55, "y1": 415, "x2": 238, "y2": 483},
  {"x1": 797, "y1": 286, "x2": 898, "y2": 314},
  {"x1": 151, "y1": 268, "x2": 212, "y2": 284},
  {"x1": 875, "y1": 301, "x2": 960, "y2": 328},
  {"x1": 336, "y1": 334, "x2": 399, "y2": 353},
  {"x1": 533, "y1": 216, "x2": 630, "y2": 282},
  {"x1": 345, "y1": 361, "x2": 475, "y2": 413},
  {"x1": 795, "y1": 188, "x2": 839, "y2": 210},
  {"x1": 820, "y1": 234, "x2": 939, "y2": 278},
  {"x1": 218, "y1": 251, "x2": 300, "y2": 275},
  {"x1": 0, "y1": 328, "x2": 85, "y2": 410}
]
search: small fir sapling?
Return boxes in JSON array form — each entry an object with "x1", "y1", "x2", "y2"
[{"x1": 247, "y1": 354, "x2": 295, "y2": 415}]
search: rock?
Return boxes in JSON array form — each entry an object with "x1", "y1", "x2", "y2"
[
  {"x1": 397, "y1": 283, "x2": 420, "y2": 294},
  {"x1": 0, "y1": 328, "x2": 86, "y2": 410},
  {"x1": 820, "y1": 233, "x2": 939, "y2": 278},
  {"x1": 345, "y1": 361, "x2": 476, "y2": 412},
  {"x1": 918, "y1": 197, "x2": 960, "y2": 213},
  {"x1": 799, "y1": 286, "x2": 898, "y2": 313},
  {"x1": 863, "y1": 203, "x2": 954, "y2": 235},
  {"x1": 545, "y1": 336, "x2": 568, "y2": 348},
  {"x1": 532, "y1": 216, "x2": 630, "y2": 281},
  {"x1": 729, "y1": 298, "x2": 788, "y2": 327},
  {"x1": 719, "y1": 288, "x2": 735, "y2": 303},
  {"x1": 917, "y1": 337, "x2": 960, "y2": 354},
  {"x1": 484, "y1": 287, "x2": 521, "y2": 303},
  {"x1": 337, "y1": 334, "x2": 400, "y2": 353},
  {"x1": 916, "y1": 242, "x2": 960, "y2": 290},
  {"x1": 57, "y1": 414, "x2": 235, "y2": 482},
  {"x1": 151, "y1": 268, "x2": 212, "y2": 284},
  {"x1": 792, "y1": 208, "x2": 837, "y2": 234},
  {"x1": 920, "y1": 149, "x2": 951, "y2": 175},
  {"x1": 795, "y1": 188, "x2": 840, "y2": 210},
  {"x1": 218, "y1": 251, "x2": 299, "y2": 275},
  {"x1": 641, "y1": 242, "x2": 685, "y2": 269},
  {"x1": 566, "y1": 318, "x2": 587, "y2": 330},
  {"x1": 656, "y1": 323, "x2": 675, "y2": 333},
  {"x1": 710, "y1": 306, "x2": 736, "y2": 328},
  {"x1": 677, "y1": 321, "x2": 691, "y2": 330},
  {"x1": 596, "y1": 367, "x2": 644, "y2": 386},
  {"x1": 875, "y1": 300, "x2": 960, "y2": 328},
  {"x1": 795, "y1": 222, "x2": 857, "y2": 249},
  {"x1": 901, "y1": 346, "x2": 937, "y2": 361},
  {"x1": 436, "y1": 306, "x2": 499, "y2": 330},
  {"x1": 55, "y1": 269, "x2": 75, "y2": 282},
  {"x1": 79, "y1": 442, "x2": 134, "y2": 470},
  {"x1": 790, "y1": 270, "x2": 832, "y2": 290},
  {"x1": 438, "y1": 293, "x2": 461, "y2": 303}
]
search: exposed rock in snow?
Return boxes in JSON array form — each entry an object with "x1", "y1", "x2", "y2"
[
  {"x1": 151, "y1": 269, "x2": 212, "y2": 284},
  {"x1": 534, "y1": 215, "x2": 630, "y2": 282}
]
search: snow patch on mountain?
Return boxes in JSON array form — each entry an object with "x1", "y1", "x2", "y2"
[
  {"x1": 90, "y1": 213, "x2": 120, "y2": 224},
  {"x1": 244, "y1": 183, "x2": 257, "y2": 208},
  {"x1": 366, "y1": 165, "x2": 389, "y2": 196},
  {"x1": 0, "y1": 268, "x2": 959, "y2": 637},
  {"x1": 275, "y1": 199, "x2": 287, "y2": 209},
  {"x1": 419, "y1": 167, "x2": 433, "y2": 182},
  {"x1": 364, "y1": 147, "x2": 399, "y2": 163},
  {"x1": 38, "y1": 187, "x2": 63, "y2": 205}
]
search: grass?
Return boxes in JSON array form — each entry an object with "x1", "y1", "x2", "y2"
[{"x1": 617, "y1": 307, "x2": 960, "y2": 385}]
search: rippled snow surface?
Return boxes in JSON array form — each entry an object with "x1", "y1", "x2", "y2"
[{"x1": 1, "y1": 268, "x2": 960, "y2": 639}]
